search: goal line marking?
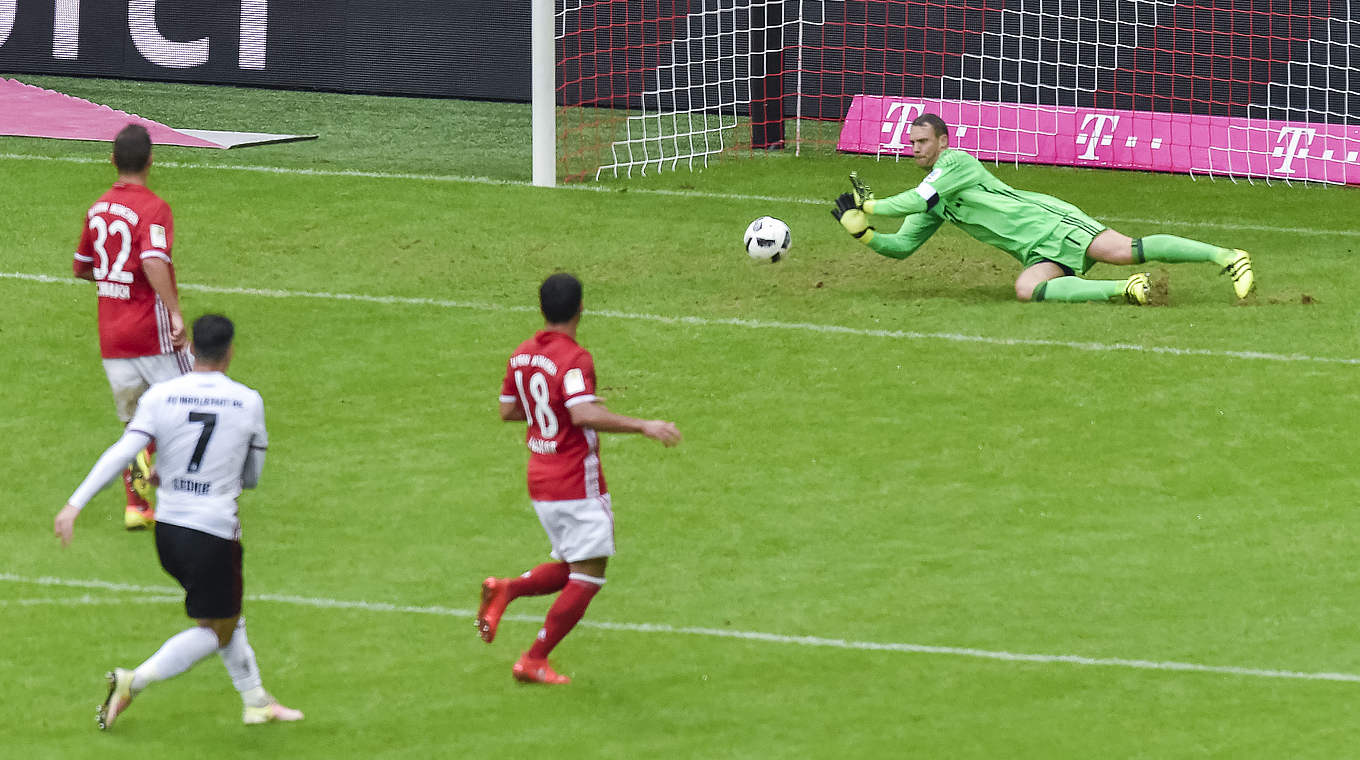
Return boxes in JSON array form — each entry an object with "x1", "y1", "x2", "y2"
[
  {"x1": 3, "y1": 573, "x2": 1356, "y2": 684},
  {"x1": 3, "y1": 271, "x2": 1357, "y2": 366},
  {"x1": 0, "y1": 152, "x2": 1353, "y2": 239}
]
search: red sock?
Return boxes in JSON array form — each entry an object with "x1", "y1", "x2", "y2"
[
  {"x1": 527, "y1": 579, "x2": 601, "y2": 659},
  {"x1": 507, "y1": 562, "x2": 570, "y2": 600}
]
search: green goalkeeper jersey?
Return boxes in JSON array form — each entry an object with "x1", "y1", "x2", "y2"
[{"x1": 863, "y1": 149, "x2": 1105, "y2": 265}]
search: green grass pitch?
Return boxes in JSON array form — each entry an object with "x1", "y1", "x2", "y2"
[{"x1": 2, "y1": 75, "x2": 1360, "y2": 759}]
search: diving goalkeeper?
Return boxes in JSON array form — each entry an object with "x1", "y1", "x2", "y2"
[{"x1": 831, "y1": 113, "x2": 1255, "y2": 304}]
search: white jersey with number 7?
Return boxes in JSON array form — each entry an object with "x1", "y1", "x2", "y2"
[{"x1": 127, "y1": 371, "x2": 267, "y2": 540}]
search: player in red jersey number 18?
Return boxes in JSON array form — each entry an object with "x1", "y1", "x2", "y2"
[{"x1": 478, "y1": 273, "x2": 681, "y2": 685}]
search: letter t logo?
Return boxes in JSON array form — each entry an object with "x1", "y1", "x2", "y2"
[
  {"x1": 1273, "y1": 127, "x2": 1315, "y2": 175},
  {"x1": 881, "y1": 102, "x2": 924, "y2": 151},
  {"x1": 1076, "y1": 114, "x2": 1120, "y2": 160}
]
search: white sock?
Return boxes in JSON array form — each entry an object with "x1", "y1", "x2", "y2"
[
  {"x1": 131, "y1": 626, "x2": 219, "y2": 692},
  {"x1": 218, "y1": 619, "x2": 269, "y2": 707}
]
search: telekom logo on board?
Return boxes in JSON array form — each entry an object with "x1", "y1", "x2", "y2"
[
  {"x1": 1076, "y1": 114, "x2": 1119, "y2": 160},
  {"x1": 0, "y1": 1, "x2": 267, "y2": 70},
  {"x1": 1274, "y1": 127, "x2": 1317, "y2": 174},
  {"x1": 879, "y1": 101, "x2": 922, "y2": 150},
  {"x1": 1267, "y1": 127, "x2": 1360, "y2": 176},
  {"x1": 842, "y1": 95, "x2": 1360, "y2": 185}
]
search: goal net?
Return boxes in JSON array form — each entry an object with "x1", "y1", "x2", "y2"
[
  {"x1": 551, "y1": 0, "x2": 1359, "y2": 185},
  {"x1": 555, "y1": 0, "x2": 790, "y2": 181}
]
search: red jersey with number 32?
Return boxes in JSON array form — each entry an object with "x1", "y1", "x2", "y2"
[
  {"x1": 73, "y1": 182, "x2": 177, "y2": 358},
  {"x1": 499, "y1": 330, "x2": 606, "y2": 501}
]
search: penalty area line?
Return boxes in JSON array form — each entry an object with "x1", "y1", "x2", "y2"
[
  {"x1": 3, "y1": 270, "x2": 1358, "y2": 366},
  {"x1": 0, "y1": 152, "x2": 1354, "y2": 239},
  {"x1": 2, "y1": 573, "x2": 1358, "y2": 684}
]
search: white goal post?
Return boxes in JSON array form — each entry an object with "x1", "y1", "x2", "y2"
[{"x1": 532, "y1": 0, "x2": 556, "y2": 187}]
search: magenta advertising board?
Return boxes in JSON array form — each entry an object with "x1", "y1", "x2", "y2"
[{"x1": 838, "y1": 96, "x2": 1360, "y2": 186}]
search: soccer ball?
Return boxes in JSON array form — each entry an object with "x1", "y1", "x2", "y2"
[{"x1": 743, "y1": 216, "x2": 791, "y2": 262}]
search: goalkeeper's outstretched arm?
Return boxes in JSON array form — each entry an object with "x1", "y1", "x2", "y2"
[
  {"x1": 861, "y1": 155, "x2": 975, "y2": 218},
  {"x1": 863, "y1": 213, "x2": 945, "y2": 260},
  {"x1": 833, "y1": 192, "x2": 943, "y2": 260},
  {"x1": 864, "y1": 187, "x2": 932, "y2": 218}
]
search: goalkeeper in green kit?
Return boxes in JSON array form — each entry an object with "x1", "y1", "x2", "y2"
[{"x1": 831, "y1": 113, "x2": 1255, "y2": 304}]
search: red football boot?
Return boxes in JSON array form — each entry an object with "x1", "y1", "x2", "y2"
[
  {"x1": 476, "y1": 577, "x2": 512, "y2": 643},
  {"x1": 512, "y1": 654, "x2": 570, "y2": 685}
]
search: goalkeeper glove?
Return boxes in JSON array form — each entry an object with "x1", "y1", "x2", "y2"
[
  {"x1": 849, "y1": 171, "x2": 875, "y2": 211},
  {"x1": 831, "y1": 193, "x2": 874, "y2": 240}
]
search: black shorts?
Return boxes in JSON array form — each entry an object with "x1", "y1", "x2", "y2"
[{"x1": 154, "y1": 522, "x2": 243, "y2": 619}]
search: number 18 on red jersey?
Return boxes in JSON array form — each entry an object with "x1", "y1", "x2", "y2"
[{"x1": 499, "y1": 330, "x2": 606, "y2": 501}]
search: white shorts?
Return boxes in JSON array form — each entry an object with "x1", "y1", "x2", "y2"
[
  {"x1": 103, "y1": 351, "x2": 193, "y2": 422},
  {"x1": 533, "y1": 494, "x2": 615, "y2": 563}
]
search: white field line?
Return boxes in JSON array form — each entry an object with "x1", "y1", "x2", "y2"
[
  {"x1": 1, "y1": 594, "x2": 181, "y2": 607},
  {"x1": 3, "y1": 573, "x2": 1357, "y2": 684},
  {"x1": 4, "y1": 271, "x2": 1358, "y2": 366},
  {"x1": 0, "y1": 152, "x2": 1355, "y2": 239}
]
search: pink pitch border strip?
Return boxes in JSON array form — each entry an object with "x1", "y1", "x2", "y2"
[{"x1": 837, "y1": 96, "x2": 1360, "y2": 186}]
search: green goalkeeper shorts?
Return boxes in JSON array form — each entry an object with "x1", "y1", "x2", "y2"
[{"x1": 1023, "y1": 212, "x2": 1107, "y2": 275}]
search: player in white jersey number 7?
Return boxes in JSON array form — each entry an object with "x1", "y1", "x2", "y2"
[{"x1": 54, "y1": 314, "x2": 303, "y2": 729}]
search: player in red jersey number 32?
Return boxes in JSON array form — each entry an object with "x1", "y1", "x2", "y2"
[{"x1": 73, "y1": 124, "x2": 191, "y2": 530}]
